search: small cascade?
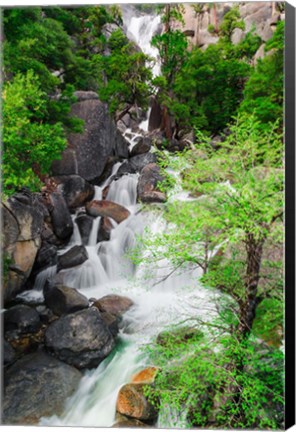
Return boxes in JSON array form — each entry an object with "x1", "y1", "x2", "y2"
[
  {"x1": 106, "y1": 174, "x2": 138, "y2": 207},
  {"x1": 34, "y1": 265, "x2": 58, "y2": 291}
]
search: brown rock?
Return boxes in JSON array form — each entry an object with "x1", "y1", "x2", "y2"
[
  {"x1": 116, "y1": 383, "x2": 157, "y2": 421},
  {"x1": 86, "y1": 200, "x2": 130, "y2": 224},
  {"x1": 137, "y1": 164, "x2": 166, "y2": 203},
  {"x1": 132, "y1": 367, "x2": 159, "y2": 384},
  {"x1": 98, "y1": 217, "x2": 114, "y2": 242},
  {"x1": 93, "y1": 294, "x2": 134, "y2": 318}
]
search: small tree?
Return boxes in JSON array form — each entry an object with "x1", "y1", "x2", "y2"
[{"x1": 2, "y1": 71, "x2": 67, "y2": 195}]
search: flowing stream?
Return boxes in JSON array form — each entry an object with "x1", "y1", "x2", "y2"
[{"x1": 39, "y1": 9, "x2": 221, "y2": 428}]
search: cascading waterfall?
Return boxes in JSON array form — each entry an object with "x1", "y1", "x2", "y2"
[
  {"x1": 40, "y1": 8, "x2": 221, "y2": 428},
  {"x1": 40, "y1": 162, "x2": 221, "y2": 428}
]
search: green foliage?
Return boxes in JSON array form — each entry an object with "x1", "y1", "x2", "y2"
[
  {"x1": 2, "y1": 71, "x2": 67, "y2": 195},
  {"x1": 145, "y1": 323, "x2": 284, "y2": 429},
  {"x1": 96, "y1": 34, "x2": 152, "y2": 115},
  {"x1": 218, "y1": 6, "x2": 245, "y2": 42},
  {"x1": 240, "y1": 21, "x2": 284, "y2": 128}
]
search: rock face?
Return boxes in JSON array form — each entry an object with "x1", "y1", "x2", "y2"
[
  {"x1": 137, "y1": 163, "x2": 166, "y2": 203},
  {"x1": 93, "y1": 294, "x2": 134, "y2": 318},
  {"x1": 116, "y1": 383, "x2": 158, "y2": 421},
  {"x1": 52, "y1": 91, "x2": 129, "y2": 183},
  {"x1": 45, "y1": 307, "x2": 115, "y2": 369},
  {"x1": 2, "y1": 351, "x2": 82, "y2": 425},
  {"x1": 86, "y1": 200, "x2": 130, "y2": 224},
  {"x1": 44, "y1": 285, "x2": 89, "y2": 316},
  {"x1": 57, "y1": 245, "x2": 89, "y2": 271},
  {"x1": 54, "y1": 175, "x2": 94, "y2": 209},
  {"x1": 2, "y1": 191, "x2": 46, "y2": 302}
]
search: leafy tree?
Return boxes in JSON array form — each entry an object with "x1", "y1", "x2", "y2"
[
  {"x1": 2, "y1": 71, "x2": 67, "y2": 195},
  {"x1": 239, "y1": 20, "x2": 284, "y2": 128},
  {"x1": 96, "y1": 29, "x2": 153, "y2": 120},
  {"x1": 218, "y1": 5, "x2": 245, "y2": 42}
]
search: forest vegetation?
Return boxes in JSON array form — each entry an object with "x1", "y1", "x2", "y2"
[{"x1": 2, "y1": 3, "x2": 284, "y2": 429}]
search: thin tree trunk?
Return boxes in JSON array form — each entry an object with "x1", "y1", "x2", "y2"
[{"x1": 237, "y1": 234, "x2": 265, "y2": 339}]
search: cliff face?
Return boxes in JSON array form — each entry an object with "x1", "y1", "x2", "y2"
[{"x1": 172, "y1": 2, "x2": 284, "y2": 60}]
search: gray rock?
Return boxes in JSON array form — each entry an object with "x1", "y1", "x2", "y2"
[
  {"x1": 51, "y1": 148, "x2": 78, "y2": 176},
  {"x1": 57, "y1": 245, "x2": 88, "y2": 271},
  {"x1": 130, "y1": 137, "x2": 152, "y2": 157},
  {"x1": 44, "y1": 284, "x2": 89, "y2": 316},
  {"x1": 49, "y1": 192, "x2": 73, "y2": 241},
  {"x1": 45, "y1": 307, "x2": 115, "y2": 369},
  {"x1": 117, "y1": 153, "x2": 157, "y2": 176},
  {"x1": 55, "y1": 175, "x2": 94, "y2": 209},
  {"x1": 33, "y1": 241, "x2": 58, "y2": 271},
  {"x1": 137, "y1": 163, "x2": 166, "y2": 203},
  {"x1": 2, "y1": 351, "x2": 82, "y2": 425},
  {"x1": 4, "y1": 305, "x2": 41, "y2": 334},
  {"x1": 75, "y1": 213, "x2": 94, "y2": 244},
  {"x1": 52, "y1": 94, "x2": 129, "y2": 183}
]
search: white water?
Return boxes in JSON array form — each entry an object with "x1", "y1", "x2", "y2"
[
  {"x1": 40, "y1": 163, "x2": 220, "y2": 427},
  {"x1": 39, "y1": 10, "x2": 220, "y2": 429}
]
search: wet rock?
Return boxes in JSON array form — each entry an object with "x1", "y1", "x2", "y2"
[
  {"x1": 51, "y1": 148, "x2": 78, "y2": 176},
  {"x1": 44, "y1": 285, "x2": 89, "y2": 316},
  {"x1": 4, "y1": 305, "x2": 41, "y2": 334},
  {"x1": 2, "y1": 351, "x2": 82, "y2": 425},
  {"x1": 117, "y1": 153, "x2": 157, "y2": 176},
  {"x1": 101, "y1": 311, "x2": 119, "y2": 337},
  {"x1": 132, "y1": 367, "x2": 159, "y2": 384},
  {"x1": 45, "y1": 307, "x2": 115, "y2": 369},
  {"x1": 116, "y1": 383, "x2": 158, "y2": 421},
  {"x1": 52, "y1": 92, "x2": 128, "y2": 183},
  {"x1": 49, "y1": 192, "x2": 73, "y2": 241},
  {"x1": 75, "y1": 213, "x2": 93, "y2": 245},
  {"x1": 97, "y1": 217, "x2": 113, "y2": 242},
  {"x1": 137, "y1": 163, "x2": 166, "y2": 203},
  {"x1": 5, "y1": 327, "x2": 45, "y2": 357},
  {"x1": 54, "y1": 175, "x2": 94, "y2": 209},
  {"x1": 86, "y1": 200, "x2": 130, "y2": 224},
  {"x1": 57, "y1": 245, "x2": 89, "y2": 272},
  {"x1": 93, "y1": 294, "x2": 134, "y2": 318},
  {"x1": 129, "y1": 137, "x2": 151, "y2": 158},
  {"x1": 33, "y1": 241, "x2": 58, "y2": 272},
  {"x1": 148, "y1": 95, "x2": 162, "y2": 132}
]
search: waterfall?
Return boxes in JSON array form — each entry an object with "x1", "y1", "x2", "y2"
[
  {"x1": 40, "y1": 166, "x2": 220, "y2": 427},
  {"x1": 122, "y1": 7, "x2": 162, "y2": 131},
  {"x1": 39, "y1": 8, "x2": 221, "y2": 429}
]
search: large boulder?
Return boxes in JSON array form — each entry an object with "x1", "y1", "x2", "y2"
[
  {"x1": 52, "y1": 91, "x2": 129, "y2": 183},
  {"x1": 48, "y1": 192, "x2": 73, "y2": 241},
  {"x1": 54, "y1": 175, "x2": 95, "y2": 209},
  {"x1": 44, "y1": 285, "x2": 89, "y2": 316},
  {"x1": 45, "y1": 307, "x2": 115, "y2": 369},
  {"x1": 2, "y1": 191, "x2": 47, "y2": 302},
  {"x1": 93, "y1": 294, "x2": 134, "y2": 318},
  {"x1": 117, "y1": 153, "x2": 157, "y2": 176},
  {"x1": 137, "y1": 163, "x2": 166, "y2": 203},
  {"x1": 86, "y1": 200, "x2": 130, "y2": 224},
  {"x1": 2, "y1": 351, "x2": 82, "y2": 425},
  {"x1": 57, "y1": 245, "x2": 89, "y2": 271},
  {"x1": 116, "y1": 383, "x2": 158, "y2": 422}
]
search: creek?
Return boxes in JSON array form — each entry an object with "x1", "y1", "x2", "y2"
[{"x1": 38, "y1": 9, "x2": 220, "y2": 428}]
